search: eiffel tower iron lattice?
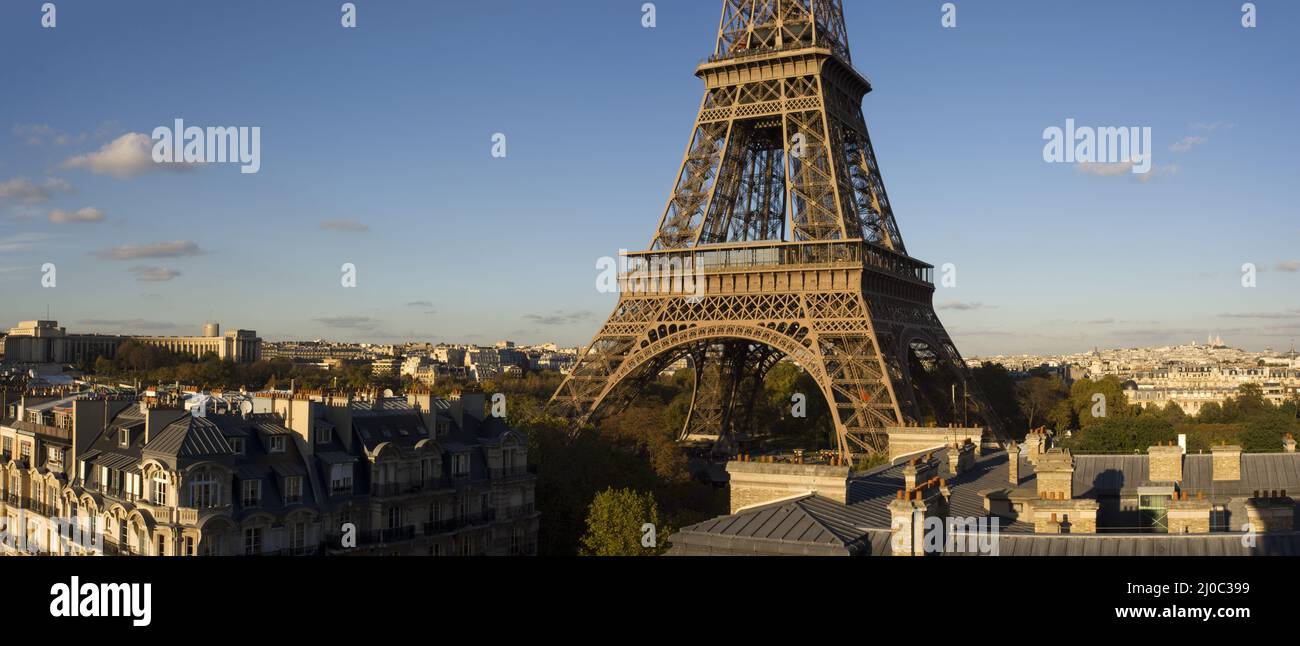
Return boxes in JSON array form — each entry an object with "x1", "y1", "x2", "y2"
[{"x1": 548, "y1": 0, "x2": 1004, "y2": 462}]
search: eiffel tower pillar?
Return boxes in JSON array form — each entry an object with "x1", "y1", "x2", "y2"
[{"x1": 548, "y1": 0, "x2": 1004, "y2": 464}]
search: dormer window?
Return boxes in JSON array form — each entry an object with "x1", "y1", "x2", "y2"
[
  {"x1": 229, "y1": 438, "x2": 244, "y2": 455},
  {"x1": 269, "y1": 436, "x2": 286, "y2": 453},
  {"x1": 314, "y1": 427, "x2": 331, "y2": 444},
  {"x1": 119, "y1": 429, "x2": 130, "y2": 448}
]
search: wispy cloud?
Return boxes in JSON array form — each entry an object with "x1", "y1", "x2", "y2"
[
  {"x1": 320, "y1": 219, "x2": 369, "y2": 233},
  {"x1": 1191, "y1": 121, "x2": 1236, "y2": 132},
  {"x1": 1219, "y1": 310, "x2": 1300, "y2": 320},
  {"x1": 73, "y1": 319, "x2": 188, "y2": 333},
  {"x1": 313, "y1": 316, "x2": 381, "y2": 330},
  {"x1": 1170, "y1": 135, "x2": 1207, "y2": 153},
  {"x1": 128, "y1": 266, "x2": 181, "y2": 282},
  {"x1": 49, "y1": 207, "x2": 104, "y2": 224},
  {"x1": 0, "y1": 176, "x2": 74, "y2": 204},
  {"x1": 1074, "y1": 162, "x2": 1133, "y2": 177},
  {"x1": 0, "y1": 233, "x2": 50, "y2": 252},
  {"x1": 937, "y1": 301, "x2": 988, "y2": 311},
  {"x1": 94, "y1": 240, "x2": 201, "y2": 260},
  {"x1": 1276, "y1": 260, "x2": 1300, "y2": 273},
  {"x1": 523, "y1": 310, "x2": 594, "y2": 326}
]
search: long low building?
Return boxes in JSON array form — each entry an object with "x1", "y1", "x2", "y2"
[
  {"x1": 1, "y1": 320, "x2": 261, "y2": 365},
  {"x1": 0, "y1": 387, "x2": 537, "y2": 556},
  {"x1": 668, "y1": 434, "x2": 1300, "y2": 556}
]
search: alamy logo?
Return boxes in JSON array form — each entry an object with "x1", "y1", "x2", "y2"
[
  {"x1": 1042, "y1": 118, "x2": 1151, "y2": 174},
  {"x1": 151, "y1": 119, "x2": 261, "y2": 173},
  {"x1": 49, "y1": 576, "x2": 152, "y2": 627}
]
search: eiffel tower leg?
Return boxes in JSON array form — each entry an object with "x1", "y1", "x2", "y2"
[
  {"x1": 680, "y1": 341, "x2": 784, "y2": 455},
  {"x1": 800, "y1": 292, "x2": 907, "y2": 459},
  {"x1": 548, "y1": 297, "x2": 667, "y2": 431}
]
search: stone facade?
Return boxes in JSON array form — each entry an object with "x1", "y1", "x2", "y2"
[
  {"x1": 885, "y1": 426, "x2": 989, "y2": 462},
  {"x1": 1167, "y1": 497, "x2": 1213, "y2": 534},
  {"x1": 725, "y1": 460, "x2": 849, "y2": 514},
  {"x1": 1032, "y1": 499, "x2": 1099, "y2": 533},
  {"x1": 1244, "y1": 496, "x2": 1295, "y2": 533},
  {"x1": 1036, "y1": 448, "x2": 1075, "y2": 500},
  {"x1": 1211, "y1": 444, "x2": 1242, "y2": 481},
  {"x1": 1148, "y1": 444, "x2": 1183, "y2": 483}
]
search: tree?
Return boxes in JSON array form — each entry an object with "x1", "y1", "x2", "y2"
[
  {"x1": 970, "y1": 363, "x2": 1025, "y2": 435},
  {"x1": 1069, "y1": 377, "x2": 1131, "y2": 428},
  {"x1": 579, "y1": 487, "x2": 664, "y2": 556},
  {"x1": 1160, "y1": 401, "x2": 1187, "y2": 424},
  {"x1": 1016, "y1": 375, "x2": 1066, "y2": 430}
]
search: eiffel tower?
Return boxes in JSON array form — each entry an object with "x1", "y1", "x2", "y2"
[{"x1": 548, "y1": 0, "x2": 1002, "y2": 462}]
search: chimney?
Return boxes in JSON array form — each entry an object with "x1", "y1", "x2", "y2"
[
  {"x1": 1007, "y1": 442, "x2": 1020, "y2": 485},
  {"x1": 1244, "y1": 491, "x2": 1295, "y2": 534},
  {"x1": 1022, "y1": 429, "x2": 1046, "y2": 465},
  {"x1": 903, "y1": 454, "x2": 937, "y2": 491},
  {"x1": 1147, "y1": 443, "x2": 1183, "y2": 483},
  {"x1": 1036, "y1": 448, "x2": 1075, "y2": 500},
  {"x1": 1211, "y1": 444, "x2": 1242, "y2": 482}
]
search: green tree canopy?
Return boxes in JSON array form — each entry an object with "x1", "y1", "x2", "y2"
[{"x1": 579, "y1": 487, "x2": 664, "y2": 556}]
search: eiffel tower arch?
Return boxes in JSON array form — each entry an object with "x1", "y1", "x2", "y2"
[{"x1": 549, "y1": 0, "x2": 1003, "y2": 462}]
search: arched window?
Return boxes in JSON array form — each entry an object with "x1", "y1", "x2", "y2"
[{"x1": 153, "y1": 471, "x2": 169, "y2": 506}]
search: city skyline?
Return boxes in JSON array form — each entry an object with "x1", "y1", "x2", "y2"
[{"x1": 1, "y1": 1, "x2": 1298, "y2": 355}]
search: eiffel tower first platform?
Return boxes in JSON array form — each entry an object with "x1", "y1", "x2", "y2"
[{"x1": 548, "y1": 0, "x2": 1003, "y2": 463}]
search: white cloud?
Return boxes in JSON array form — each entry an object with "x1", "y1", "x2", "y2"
[
  {"x1": 62, "y1": 132, "x2": 195, "y2": 179},
  {"x1": 49, "y1": 207, "x2": 104, "y2": 224}
]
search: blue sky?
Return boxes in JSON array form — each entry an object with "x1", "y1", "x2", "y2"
[{"x1": 0, "y1": 0, "x2": 1297, "y2": 355}]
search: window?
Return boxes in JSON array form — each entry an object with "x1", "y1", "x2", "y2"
[
  {"x1": 315, "y1": 427, "x2": 331, "y2": 444},
  {"x1": 329, "y1": 464, "x2": 352, "y2": 495},
  {"x1": 229, "y1": 438, "x2": 244, "y2": 455},
  {"x1": 283, "y1": 476, "x2": 303, "y2": 504},
  {"x1": 387, "y1": 506, "x2": 401, "y2": 529},
  {"x1": 243, "y1": 527, "x2": 262, "y2": 555},
  {"x1": 452, "y1": 453, "x2": 470, "y2": 477},
  {"x1": 156, "y1": 534, "x2": 166, "y2": 556},
  {"x1": 2, "y1": 437, "x2": 11, "y2": 457},
  {"x1": 184, "y1": 536, "x2": 195, "y2": 556},
  {"x1": 19, "y1": 443, "x2": 31, "y2": 463},
  {"x1": 421, "y1": 458, "x2": 435, "y2": 483},
  {"x1": 153, "y1": 472, "x2": 169, "y2": 506},
  {"x1": 241, "y1": 480, "x2": 262, "y2": 507},
  {"x1": 289, "y1": 523, "x2": 306, "y2": 551},
  {"x1": 119, "y1": 429, "x2": 129, "y2": 448},
  {"x1": 190, "y1": 472, "x2": 219, "y2": 508},
  {"x1": 269, "y1": 436, "x2": 286, "y2": 453}
]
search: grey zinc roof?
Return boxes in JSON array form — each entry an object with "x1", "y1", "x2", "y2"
[
  {"x1": 1071, "y1": 453, "x2": 1300, "y2": 497},
  {"x1": 670, "y1": 494, "x2": 880, "y2": 555},
  {"x1": 848, "y1": 449, "x2": 1036, "y2": 534},
  {"x1": 949, "y1": 532, "x2": 1300, "y2": 556},
  {"x1": 146, "y1": 416, "x2": 235, "y2": 458}
]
